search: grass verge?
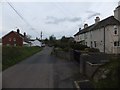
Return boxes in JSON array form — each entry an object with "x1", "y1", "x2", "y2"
[{"x1": 2, "y1": 46, "x2": 42, "y2": 71}]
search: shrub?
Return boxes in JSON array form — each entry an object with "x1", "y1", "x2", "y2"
[
  {"x1": 85, "y1": 48, "x2": 100, "y2": 52},
  {"x1": 70, "y1": 43, "x2": 88, "y2": 50}
]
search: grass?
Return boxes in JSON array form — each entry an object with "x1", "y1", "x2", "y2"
[
  {"x1": 92, "y1": 57, "x2": 120, "y2": 89},
  {"x1": 2, "y1": 46, "x2": 42, "y2": 71}
]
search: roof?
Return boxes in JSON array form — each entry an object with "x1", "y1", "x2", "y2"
[
  {"x1": 2, "y1": 31, "x2": 24, "y2": 39},
  {"x1": 74, "y1": 16, "x2": 120, "y2": 36},
  {"x1": 116, "y1": 5, "x2": 120, "y2": 9}
]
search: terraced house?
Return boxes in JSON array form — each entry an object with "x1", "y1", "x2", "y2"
[{"x1": 74, "y1": 4, "x2": 120, "y2": 54}]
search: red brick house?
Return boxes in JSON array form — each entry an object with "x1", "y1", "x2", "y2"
[{"x1": 2, "y1": 29, "x2": 29, "y2": 46}]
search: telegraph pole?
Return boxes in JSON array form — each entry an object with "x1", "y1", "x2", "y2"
[{"x1": 40, "y1": 31, "x2": 42, "y2": 41}]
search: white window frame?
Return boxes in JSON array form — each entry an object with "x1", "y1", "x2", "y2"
[
  {"x1": 13, "y1": 38, "x2": 16, "y2": 41},
  {"x1": 114, "y1": 41, "x2": 120, "y2": 47},
  {"x1": 9, "y1": 38, "x2": 11, "y2": 41},
  {"x1": 113, "y1": 25, "x2": 118, "y2": 35}
]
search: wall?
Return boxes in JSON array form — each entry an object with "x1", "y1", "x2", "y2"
[
  {"x1": 74, "y1": 35, "x2": 80, "y2": 42},
  {"x1": 75, "y1": 25, "x2": 120, "y2": 54},
  {"x1": 80, "y1": 53, "x2": 110, "y2": 78},
  {"x1": 2, "y1": 32, "x2": 23, "y2": 46}
]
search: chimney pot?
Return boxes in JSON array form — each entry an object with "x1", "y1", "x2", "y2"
[
  {"x1": 24, "y1": 32, "x2": 26, "y2": 37},
  {"x1": 17, "y1": 29, "x2": 20, "y2": 34},
  {"x1": 79, "y1": 28, "x2": 81, "y2": 31},
  {"x1": 84, "y1": 24, "x2": 88, "y2": 28},
  {"x1": 95, "y1": 17, "x2": 100, "y2": 23}
]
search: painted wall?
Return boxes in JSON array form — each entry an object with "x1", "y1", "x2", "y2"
[
  {"x1": 74, "y1": 25, "x2": 120, "y2": 54},
  {"x1": 2, "y1": 32, "x2": 23, "y2": 46}
]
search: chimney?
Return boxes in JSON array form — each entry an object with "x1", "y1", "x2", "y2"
[
  {"x1": 118, "y1": 1, "x2": 120, "y2": 6},
  {"x1": 24, "y1": 32, "x2": 26, "y2": 37},
  {"x1": 17, "y1": 29, "x2": 20, "y2": 34},
  {"x1": 95, "y1": 17, "x2": 100, "y2": 23},
  {"x1": 79, "y1": 28, "x2": 81, "y2": 32},
  {"x1": 84, "y1": 24, "x2": 88, "y2": 28},
  {"x1": 114, "y1": 2, "x2": 120, "y2": 22}
]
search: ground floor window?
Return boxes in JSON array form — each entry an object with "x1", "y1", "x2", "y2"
[
  {"x1": 114, "y1": 41, "x2": 120, "y2": 46},
  {"x1": 94, "y1": 41, "x2": 97, "y2": 47},
  {"x1": 6, "y1": 44, "x2": 10, "y2": 46}
]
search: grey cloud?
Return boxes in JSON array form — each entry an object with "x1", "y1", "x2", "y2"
[
  {"x1": 87, "y1": 13, "x2": 100, "y2": 19},
  {"x1": 45, "y1": 16, "x2": 81, "y2": 24},
  {"x1": 86, "y1": 10, "x2": 101, "y2": 19}
]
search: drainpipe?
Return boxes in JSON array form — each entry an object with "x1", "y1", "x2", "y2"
[{"x1": 103, "y1": 27, "x2": 105, "y2": 53}]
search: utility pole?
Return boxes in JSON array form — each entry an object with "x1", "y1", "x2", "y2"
[{"x1": 40, "y1": 31, "x2": 42, "y2": 41}]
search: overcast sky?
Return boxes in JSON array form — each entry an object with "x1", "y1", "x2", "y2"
[{"x1": 0, "y1": 0, "x2": 120, "y2": 39}]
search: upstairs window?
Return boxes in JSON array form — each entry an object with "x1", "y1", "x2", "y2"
[
  {"x1": 114, "y1": 25, "x2": 118, "y2": 35},
  {"x1": 114, "y1": 29, "x2": 117, "y2": 35},
  {"x1": 9, "y1": 38, "x2": 11, "y2": 41},
  {"x1": 13, "y1": 38, "x2": 16, "y2": 41}
]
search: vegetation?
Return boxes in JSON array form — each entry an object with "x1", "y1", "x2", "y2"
[
  {"x1": 85, "y1": 48, "x2": 100, "y2": 52},
  {"x1": 93, "y1": 57, "x2": 120, "y2": 89},
  {"x1": 44, "y1": 35, "x2": 100, "y2": 52},
  {"x1": 53, "y1": 36, "x2": 88, "y2": 52},
  {"x1": 2, "y1": 46, "x2": 42, "y2": 71}
]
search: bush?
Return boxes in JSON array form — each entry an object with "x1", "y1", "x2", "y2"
[
  {"x1": 70, "y1": 43, "x2": 88, "y2": 50},
  {"x1": 85, "y1": 48, "x2": 100, "y2": 52}
]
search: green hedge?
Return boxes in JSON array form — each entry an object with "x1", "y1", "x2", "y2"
[
  {"x1": 2, "y1": 46, "x2": 42, "y2": 71},
  {"x1": 85, "y1": 48, "x2": 100, "y2": 52}
]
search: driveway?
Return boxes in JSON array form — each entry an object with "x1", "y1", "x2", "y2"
[{"x1": 2, "y1": 46, "x2": 80, "y2": 88}]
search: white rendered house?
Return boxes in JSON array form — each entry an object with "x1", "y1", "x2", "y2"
[{"x1": 74, "y1": 5, "x2": 120, "y2": 54}]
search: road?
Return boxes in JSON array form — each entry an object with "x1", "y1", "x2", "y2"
[{"x1": 2, "y1": 46, "x2": 80, "y2": 88}]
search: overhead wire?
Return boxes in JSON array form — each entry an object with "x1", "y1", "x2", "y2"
[{"x1": 6, "y1": 0, "x2": 40, "y2": 35}]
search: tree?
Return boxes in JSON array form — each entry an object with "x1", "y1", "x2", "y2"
[
  {"x1": 44, "y1": 38, "x2": 49, "y2": 44},
  {"x1": 26, "y1": 35, "x2": 32, "y2": 40},
  {"x1": 49, "y1": 35, "x2": 56, "y2": 41},
  {"x1": 61, "y1": 36, "x2": 69, "y2": 42}
]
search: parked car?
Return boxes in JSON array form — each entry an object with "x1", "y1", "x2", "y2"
[{"x1": 41, "y1": 44, "x2": 45, "y2": 47}]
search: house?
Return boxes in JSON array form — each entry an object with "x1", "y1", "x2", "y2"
[
  {"x1": 30, "y1": 39, "x2": 42, "y2": 47},
  {"x1": 74, "y1": 4, "x2": 120, "y2": 54},
  {"x1": 2, "y1": 29, "x2": 30, "y2": 46}
]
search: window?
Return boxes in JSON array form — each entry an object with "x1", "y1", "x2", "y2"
[
  {"x1": 114, "y1": 30, "x2": 117, "y2": 34},
  {"x1": 14, "y1": 44, "x2": 16, "y2": 46},
  {"x1": 9, "y1": 38, "x2": 11, "y2": 41},
  {"x1": 114, "y1": 25, "x2": 118, "y2": 35},
  {"x1": 94, "y1": 41, "x2": 97, "y2": 47},
  {"x1": 114, "y1": 42, "x2": 117, "y2": 46},
  {"x1": 6, "y1": 44, "x2": 10, "y2": 46},
  {"x1": 114, "y1": 41, "x2": 119, "y2": 46},
  {"x1": 13, "y1": 38, "x2": 16, "y2": 41}
]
